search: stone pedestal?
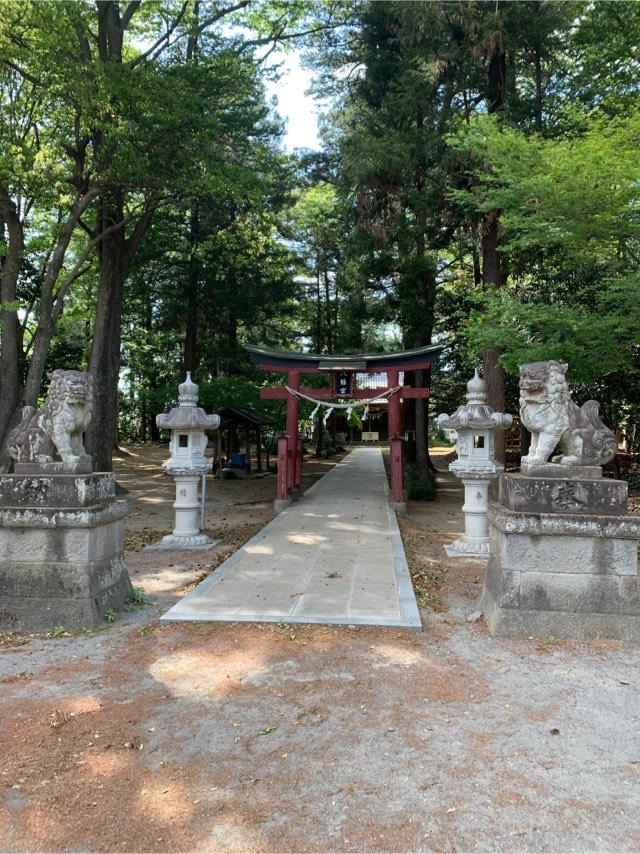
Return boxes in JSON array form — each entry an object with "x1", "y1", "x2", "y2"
[
  {"x1": 445, "y1": 475, "x2": 492, "y2": 557},
  {"x1": 149, "y1": 468, "x2": 217, "y2": 550},
  {"x1": 479, "y1": 473, "x2": 640, "y2": 641},
  {"x1": 0, "y1": 472, "x2": 132, "y2": 632}
]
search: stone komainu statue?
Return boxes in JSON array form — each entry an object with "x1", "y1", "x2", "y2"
[
  {"x1": 520, "y1": 360, "x2": 617, "y2": 467},
  {"x1": 8, "y1": 370, "x2": 94, "y2": 471}
]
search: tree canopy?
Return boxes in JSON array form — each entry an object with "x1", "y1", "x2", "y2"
[{"x1": 1, "y1": 0, "x2": 638, "y2": 467}]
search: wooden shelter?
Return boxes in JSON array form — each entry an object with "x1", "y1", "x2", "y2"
[{"x1": 217, "y1": 405, "x2": 275, "y2": 473}]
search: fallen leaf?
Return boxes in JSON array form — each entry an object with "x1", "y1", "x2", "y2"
[{"x1": 258, "y1": 725, "x2": 278, "y2": 736}]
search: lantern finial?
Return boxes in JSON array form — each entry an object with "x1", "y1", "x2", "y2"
[
  {"x1": 178, "y1": 372, "x2": 198, "y2": 406},
  {"x1": 466, "y1": 369, "x2": 487, "y2": 404}
]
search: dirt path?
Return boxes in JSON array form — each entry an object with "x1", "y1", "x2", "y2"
[{"x1": 1, "y1": 447, "x2": 639, "y2": 852}]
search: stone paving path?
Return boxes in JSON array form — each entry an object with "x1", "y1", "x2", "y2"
[{"x1": 161, "y1": 447, "x2": 421, "y2": 628}]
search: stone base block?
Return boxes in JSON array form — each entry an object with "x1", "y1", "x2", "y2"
[
  {"x1": 0, "y1": 573, "x2": 133, "y2": 633},
  {"x1": 146, "y1": 533, "x2": 218, "y2": 551},
  {"x1": 445, "y1": 537, "x2": 490, "y2": 558},
  {"x1": 0, "y1": 472, "x2": 115, "y2": 508},
  {"x1": 14, "y1": 460, "x2": 93, "y2": 475},
  {"x1": 273, "y1": 498, "x2": 292, "y2": 514},
  {"x1": 520, "y1": 461, "x2": 602, "y2": 479},
  {"x1": 499, "y1": 472, "x2": 627, "y2": 516},
  {"x1": 482, "y1": 604, "x2": 640, "y2": 642},
  {"x1": 480, "y1": 500, "x2": 640, "y2": 641},
  {"x1": 390, "y1": 500, "x2": 407, "y2": 514},
  {"x1": 0, "y1": 495, "x2": 131, "y2": 633}
]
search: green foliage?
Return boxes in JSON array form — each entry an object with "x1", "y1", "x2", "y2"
[
  {"x1": 346, "y1": 408, "x2": 363, "y2": 430},
  {"x1": 0, "y1": 0, "x2": 303, "y2": 453},
  {"x1": 198, "y1": 376, "x2": 262, "y2": 413},
  {"x1": 447, "y1": 109, "x2": 640, "y2": 393},
  {"x1": 123, "y1": 587, "x2": 147, "y2": 614},
  {"x1": 406, "y1": 464, "x2": 437, "y2": 502},
  {"x1": 320, "y1": 432, "x2": 335, "y2": 458},
  {"x1": 464, "y1": 275, "x2": 640, "y2": 385},
  {"x1": 448, "y1": 112, "x2": 640, "y2": 262}
]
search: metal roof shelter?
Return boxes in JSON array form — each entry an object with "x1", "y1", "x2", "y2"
[
  {"x1": 217, "y1": 405, "x2": 275, "y2": 475},
  {"x1": 217, "y1": 406, "x2": 275, "y2": 429},
  {"x1": 246, "y1": 343, "x2": 443, "y2": 510}
]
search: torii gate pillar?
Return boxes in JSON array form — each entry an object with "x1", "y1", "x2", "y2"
[
  {"x1": 285, "y1": 370, "x2": 302, "y2": 496},
  {"x1": 387, "y1": 370, "x2": 405, "y2": 509}
]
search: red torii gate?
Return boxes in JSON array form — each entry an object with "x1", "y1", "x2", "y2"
[{"x1": 246, "y1": 344, "x2": 443, "y2": 509}]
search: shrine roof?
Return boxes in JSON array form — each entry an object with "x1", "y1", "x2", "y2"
[{"x1": 245, "y1": 343, "x2": 443, "y2": 373}]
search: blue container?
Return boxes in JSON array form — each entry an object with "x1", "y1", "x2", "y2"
[{"x1": 230, "y1": 452, "x2": 246, "y2": 468}]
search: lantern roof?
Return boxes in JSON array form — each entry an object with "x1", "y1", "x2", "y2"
[
  {"x1": 157, "y1": 408, "x2": 219, "y2": 430},
  {"x1": 438, "y1": 370, "x2": 512, "y2": 430},
  {"x1": 156, "y1": 373, "x2": 220, "y2": 430}
]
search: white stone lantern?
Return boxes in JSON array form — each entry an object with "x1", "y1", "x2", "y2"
[
  {"x1": 154, "y1": 373, "x2": 220, "y2": 549},
  {"x1": 437, "y1": 370, "x2": 512, "y2": 557}
]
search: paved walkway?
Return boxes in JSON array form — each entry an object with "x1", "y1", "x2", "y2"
[{"x1": 161, "y1": 447, "x2": 421, "y2": 628}]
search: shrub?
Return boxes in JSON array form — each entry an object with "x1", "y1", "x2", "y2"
[{"x1": 406, "y1": 463, "x2": 437, "y2": 501}]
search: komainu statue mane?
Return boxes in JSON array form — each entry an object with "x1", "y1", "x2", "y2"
[
  {"x1": 519, "y1": 360, "x2": 616, "y2": 467},
  {"x1": 7, "y1": 370, "x2": 94, "y2": 473}
]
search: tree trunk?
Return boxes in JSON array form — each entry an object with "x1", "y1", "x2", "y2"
[
  {"x1": 184, "y1": 8, "x2": 200, "y2": 375},
  {"x1": 86, "y1": 193, "x2": 126, "y2": 471},
  {"x1": 414, "y1": 368, "x2": 428, "y2": 477},
  {"x1": 409, "y1": 105, "x2": 438, "y2": 477},
  {"x1": 140, "y1": 373, "x2": 147, "y2": 443},
  {"x1": 184, "y1": 206, "x2": 199, "y2": 375},
  {"x1": 315, "y1": 417, "x2": 324, "y2": 457},
  {"x1": 315, "y1": 263, "x2": 322, "y2": 352},
  {"x1": 534, "y1": 47, "x2": 543, "y2": 132},
  {"x1": 481, "y1": 208, "x2": 506, "y2": 462},
  {"x1": 22, "y1": 186, "x2": 98, "y2": 408},
  {"x1": 403, "y1": 369, "x2": 416, "y2": 464},
  {"x1": 227, "y1": 304, "x2": 238, "y2": 374},
  {"x1": 0, "y1": 192, "x2": 24, "y2": 468},
  {"x1": 482, "y1": 27, "x2": 508, "y2": 463},
  {"x1": 324, "y1": 269, "x2": 332, "y2": 352}
]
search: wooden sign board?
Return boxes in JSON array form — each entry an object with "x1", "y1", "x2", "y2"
[{"x1": 334, "y1": 371, "x2": 353, "y2": 396}]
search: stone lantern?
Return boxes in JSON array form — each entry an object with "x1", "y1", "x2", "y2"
[
  {"x1": 437, "y1": 370, "x2": 513, "y2": 557},
  {"x1": 154, "y1": 373, "x2": 220, "y2": 549}
]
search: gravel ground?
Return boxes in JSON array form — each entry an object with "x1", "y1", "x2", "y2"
[{"x1": 1, "y1": 448, "x2": 639, "y2": 852}]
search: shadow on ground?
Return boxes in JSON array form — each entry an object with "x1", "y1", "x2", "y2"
[{"x1": 1, "y1": 447, "x2": 639, "y2": 852}]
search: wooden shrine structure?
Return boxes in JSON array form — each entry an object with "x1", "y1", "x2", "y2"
[
  {"x1": 246, "y1": 343, "x2": 443, "y2": 508},
  {"x1": 217, "y1": 405, "x2": 275, "y2": 473}
]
